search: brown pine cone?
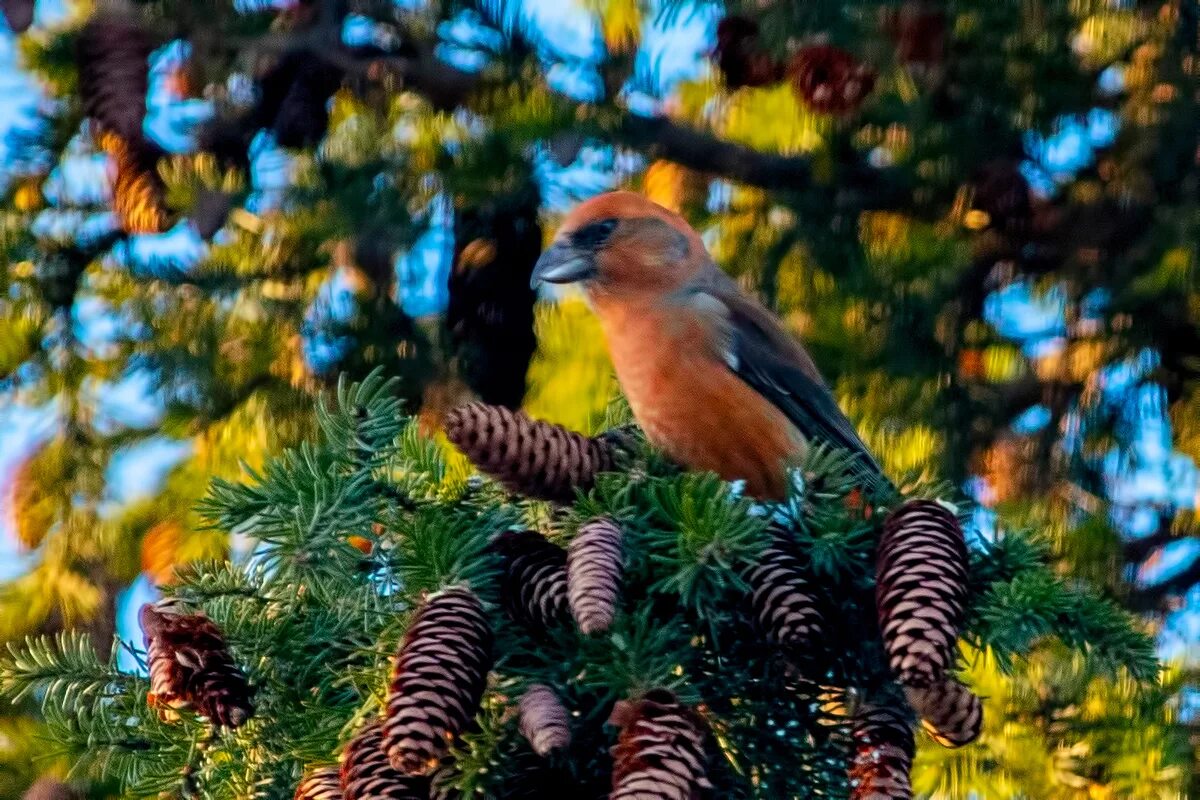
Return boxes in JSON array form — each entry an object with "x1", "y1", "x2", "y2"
[
  {"x1": 518, "y1": 683, "x2": 572, "y2": 757},
  {"x1": 566, "y1": 517, "x2": 624, "y2": 635},
  {"x1": 383, "y1": 586, "x2": 492, "y2": 776},
  {"x1": 1, "y1": 0, "x2": 34, "y2": 33},
  {"x1": 140, "y1": 600, "x2": 253, "y2": 728},
  {"x1": 609, "y1": 689, "x2": 711, "y2": 799},
  {"x1": 493, "y1": 530, "x2": 570, "y2": 628},
  {"x1": 445, "y1": 403, "x2": 620, "y2": 502},
  {"x1": 875, "y1": 499, "x2": 969, "y2": 688},
  {"x1": 905, "y1": 678, "x2": 983, "y2": 748},
  {"x1": 786, "y1": 45, "x2": 876, "y2": 115},
  {"x1": 848, "y1": 704, "x2": 914, "y2": 800},
  {"x1": 744, "y1": 531, "x2": 823, "y2": 661},
  {"x1": 76, "y1": 14, "x2": 156, "y2": 144},
  {"x1": 341, "y1": 720, "x2": 430, "y2": 800},
  {"x1": 294, "y1": 766, "x2": 343, "y2": 800},
  {"x1": 99, "y1": 130, "x2": 170, "y2": 234},
  {"x1": 77, "y1": 14, "x2": 170, "y2": 234},
  {"x1": 714, "y1": 16, "x2": 785, "y2": 89}
]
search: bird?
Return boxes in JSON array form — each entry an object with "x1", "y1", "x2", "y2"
[{"x1": 530, "y1": 190, "x2": 885, "y2": 500}]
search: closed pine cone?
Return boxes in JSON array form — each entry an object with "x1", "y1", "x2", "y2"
[
  {"x1": 848, "y1": 704, "x2": 913, "y2": 800},
  {"x1": 341, "y1": 720, "x2": 430, "y2": 800},
  {"x1": 744, "y1": 530, "x2": 823, "y2": 660},
  {"x1": 566, "y1": 517, "x2": 624, "y2": 635},
  {"x1": 493, "y1": 530, "x2": 570, "y2": 628},
  {"x1": 77, "y1": 13, "x2": 170, "y2": 234},
  {"x1": 383, "y1": 587, "x2": 492, "y2": 776},
  {"x1": 875, "y1": 499, "x2": 969, "y2": 688},
  {"x1": 609, "y1": 689, "x2": 711, "y2": 800},
  {"x1": 445, "y1": 403, "x2": 619, "y2": 502},
  {"x1": 518, "y1": 683, "x2": 572, "y2": 756}
]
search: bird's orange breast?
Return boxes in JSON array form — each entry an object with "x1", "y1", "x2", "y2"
[{"x1": 593, "y1": 298, "x2": 804, "y2": 499}]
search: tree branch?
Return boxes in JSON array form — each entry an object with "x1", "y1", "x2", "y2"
[
  {"x1": 243, "y1": 24, "x2": 884, "y2": 195},
  {"x1": 613, "y1": 115, "x2": 815, "y2": 191}
]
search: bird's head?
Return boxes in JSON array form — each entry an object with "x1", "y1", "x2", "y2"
[{"x1": 531, "y1": 192, "x2": 708, "y2": 300}]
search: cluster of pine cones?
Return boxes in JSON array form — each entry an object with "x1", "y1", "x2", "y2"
[
  {"x1": 445, "y1": 404, "x2": 984, "y2": 799},
  {"x1": 142, "y1": 403, "x2": 981, "y2": 799}
]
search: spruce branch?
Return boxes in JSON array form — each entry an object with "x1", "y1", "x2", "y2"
[
  {"x1": 315, "y1": 369, "x2": 405, "y2": 470},
  {"x1": 0, "y1": 633, "x2": 133, "y2": 713},
  {"x1": 383, "y1": 506, "x2": 502, "y2": 600},
  {"x1": 967, "y1": 570, "x2": 1157, "y2": 681},
  {"x1": 644, "y1": 473, "x2": 767, "y2": 613}
]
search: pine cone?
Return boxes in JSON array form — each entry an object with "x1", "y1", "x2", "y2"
[
  {"x1": 714, "y1": 15, "x2": 784, "y2": 89},
  {"x1": 518, "y1": 683, "x2": 571, "y2": 757},
  {"x1": 875, "y1": 499, "x2": 968, "y2": 688},
  {"x1": 1, "y1": 0, "x2": 35, "y2": 33},
  {"x1": 77, "y1": 15, "x2": 170, "y2": 234},
  {"x1": 905, "y1": 678, "x2": 983, "y2": 748},
  {"x1": 493, "y1": 531, "x2": 570, "y2": 628},
  {"x1": 786, "y1": 45, "x2": 876, "y2": 115},
  {"x1": 849, "y1": 704, "x2": 913, "y2": 800},
  {"x1": 294, "y1": 766, "x2": 343, "y2": 800},
  {"x1": 341, "y1": 720, "x2": 430, "y2": 800},
  {"x1": 566, "y1": 517, "x2": 623, "y2": 635},
  {"x1": 101, "y1": 130, "x2": 170, "y2": 233},
  {"x1": 609, "y1": 689, "x2": 711, "y2": 800},
  {"x1": 383, "y1": 586, "x2": 492, "y2": 776},
  {"x1": 445, "y1": 403, "x2": 619, "y2": 502},
  {"x1": 77, "y1": 14, "x2": 156, "y2": 144},
  {"x1": 744, "y1": 531, "x2": 823, "y2": 660},
  {"x1": 139, "y1": 600, "x2": 253, "y2": 728}
]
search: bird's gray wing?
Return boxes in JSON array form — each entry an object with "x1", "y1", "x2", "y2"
[{"x1": 686, "y1": 277, "x2": 888, "y2": 484}]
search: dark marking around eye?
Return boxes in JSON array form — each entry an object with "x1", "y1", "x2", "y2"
[{"x1": 571, "y1": 218, "x2": 618, "y2": 249}]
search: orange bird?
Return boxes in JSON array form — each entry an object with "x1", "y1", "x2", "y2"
[{"x1": 531, "y1": 191, "x2": 885, "y2": 500}]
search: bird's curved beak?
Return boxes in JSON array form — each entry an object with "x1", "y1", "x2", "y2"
[{"x1": 530, "y1": 241, "x2": 597, "y2": 289}]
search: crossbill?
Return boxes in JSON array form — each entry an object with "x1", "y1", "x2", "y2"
[{"x1": 531, "y1": 191, "x2": 885, "y2": 500}]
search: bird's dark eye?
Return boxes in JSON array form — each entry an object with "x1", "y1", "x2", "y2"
[{"x1": 571, "y1": 218, "x2": 618, "y2": 250}]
